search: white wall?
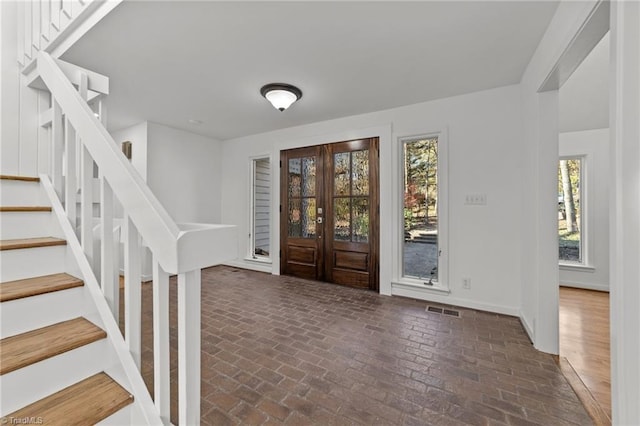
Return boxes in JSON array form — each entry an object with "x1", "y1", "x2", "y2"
[
  {"x1": 221, "y1": 84, "x2": 524, "y2": 316},
  {"x1": 111, "y1": 122, "x2": 149, "y2": 182},
  {"x1": 0, "y1": 1, "x2": 20, "y2": 175},
  {"x1": 558, "y1": 33, "x2": 609, "y2": 133},
  {"x1": 147, "y1": 122, "x2": 223, "y2": 224},
  {"x1": 519, "y1": 0, "x2": 602, "y2": 354},
  {"x1": 559, "y1": 129, "x2": 609, "y2": 291}
]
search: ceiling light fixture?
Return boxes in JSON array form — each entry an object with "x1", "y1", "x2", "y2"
[{"x1": 260, "y1": 83, "x2": 302, "y2": 111}]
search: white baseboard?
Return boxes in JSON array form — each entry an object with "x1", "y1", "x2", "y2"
[
  {"x1": 390, "y1": 283, "x2": 520, "y2": 317},
  {"x1": 223, "y1": 259, "x2": 273, "y2": 274},
  {"x1": 560, "y1": 281, "x2": 609, "y2": 292},
  {"x1": 118, "y1": 269, "x2": 152, "y2": 282},
  {"x1": 519, "y1": 313, "x2": 535, "y2": 344}
]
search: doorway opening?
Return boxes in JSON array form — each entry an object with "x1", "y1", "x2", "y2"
[{"x1": 280, "y1": 138, "x2": 379, "y2": 291}]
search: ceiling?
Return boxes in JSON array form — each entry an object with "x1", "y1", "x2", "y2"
[{"x1": 62, "y1": 1, "x2": 559, "y2": 141}]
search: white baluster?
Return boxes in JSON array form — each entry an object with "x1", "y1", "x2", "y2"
[
  {"x1": 51, "y1": 100, "x2": 63, "y2": 199},
  {"x1": 64, "y1": 117, "x2": 77, "y2": 229},
  {"x1": 24, "y1": 1, "x2": 32, "y2": 60},
  {"x1": 152, "y1": 259, "x2": 170, "y2": 424},
  {"x1": 41, "y1": 0, "x2": 51, "y2": 42},
  {"x1": 32, "y1": 0, "x2": 41, "y2": 51},
  {"x1": 113, "y1": 225, "x2": 121, "y2": 321},
  {"x1": 178, "y1": 269, "x2": 201, "y2": 425},
  {"x1": 17, "y1": 2, "x2": 25, "y2": 66},
  {"x1": 79, "y1": 73, "x2": 93, "y2": 270},
  {"x1": 62, "y1": 0, "x2": 72, "y2": 20},
  {"x1": 101, "y1": 173, "x2": 116, "y2": 317},
  {"x1": 80, "y1": 145, "x2": 93, "y2": 266},
  {"x1": 51, "y1": 0, "x2": 61, "y2": 31},
  {"x1": 37, "y1": 93, "x2": 50, "y2": 176},
  {"x1": 124, "y1": 215, "x2": 142, "y2": 369}
]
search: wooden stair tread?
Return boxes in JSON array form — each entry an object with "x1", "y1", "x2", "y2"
[
  {"x1": 4, "y1": 372, "x2": 134, "y2": 425},
  {"x1": 0, "y1": 273, "x2": 84, "y2": 303},
  {"x1": 0, "y1": 206, "x2": 51, "y2": 212},
  {"x1": 0, "y1": 175, "x2": 40, "y2": 182},
  {"x1": 0, "y1": 318, "x2": 106, "y2": 375},
  {"x1": 0, "y1": 237, "x2": 66, "y2": 251}
]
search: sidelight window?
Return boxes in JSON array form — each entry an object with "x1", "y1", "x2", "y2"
[
  {"x1": 250, "y1": 157, "x2": 271, "y2": 260},
  {"x1": 401, "y1": 136, "x2": 445, "y2": 286}
]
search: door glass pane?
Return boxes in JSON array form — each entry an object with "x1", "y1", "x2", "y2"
[
  {"x1": 334, "y1": 198, "x2": 351, "y2": 241},
  {"x1": 352, "y1": 198, "x2": 369, "y2": 242},
  {"x1": 352, "y1": 150, "x2": 369, "y2": 195},
  {"x1": 403, "y1": 137, "x2": 438, "y2": 282},
  {"x1": 334, "y1": 152, "x2": 350, "y2": 196},
  {"x1": 302, "y1": 198, "x2": 316, "y2": 238},
  {"x1": 302, "y1": 157, "x2": 316, "y2": 196},
  {"x1": 288, "y1": 199, "x2": 302, "y2": 237},
  {"x1": 288, "y1": 158, "x2": 301, "y2": 197}
]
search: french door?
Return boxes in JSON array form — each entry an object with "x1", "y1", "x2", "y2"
[{"x1": 280, "y1": 138, "x2": 379, "y2": 291}]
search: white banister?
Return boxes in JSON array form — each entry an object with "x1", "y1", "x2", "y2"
[
  {"x1": 178, "y1": 270, "x2": 201, "y2": 425},
  {"x1": 124, "y1": 215, "x2": 142, "y2": 370},
  {"x1": 38, "y1": 53, "x2": 182, "y2": 273},
  {"x1": 35, "y1": 50, "x2": 236, "y2": 425},
  {"x1": 152, "y1": 260, "x2": 170, "y2": 424}
]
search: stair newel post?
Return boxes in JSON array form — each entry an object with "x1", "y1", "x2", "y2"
[
  {"x1": 124, "y1": 215, "x2": 142, "y2": 369},
  {"x1": 51, "y1": 100, "x2": 64, "y2": 199},
  {"x1": 152, "y1": 259, "x2": 170, "y2": 424},
  {"x1": 64, "y1": 116, "x2": 77, "y2": 230},
  {"x1": 178, "y1": 269, "x2": 201, "y2": 425}
]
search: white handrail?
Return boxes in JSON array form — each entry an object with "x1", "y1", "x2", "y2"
[{"x1": 37, "y1": 52, "x2": 183, "y2": 273}]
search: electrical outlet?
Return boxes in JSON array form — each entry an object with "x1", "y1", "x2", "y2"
[{"x1": 462, "y1": 277, "x2": 471, "y2": 289}]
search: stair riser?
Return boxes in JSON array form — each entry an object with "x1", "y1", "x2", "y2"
[
  {"x1": 0, "y1": 340, "x2": 114, "y2": 414},
  {"x1": 1, "y1": 287, "x2": 91, "y2": 338},
  {"x1": 96, "y1": 404, "x2": 134, "y2": 425},
  {"x1": 0, "y1": 246, "x2": 67, "y2": 282},
  {"x1": 0, "y1": 180, "x2": 48, "y2": 206},
  {"x1": 0, "y1": 212, "x2": 61, "y2": 240}
]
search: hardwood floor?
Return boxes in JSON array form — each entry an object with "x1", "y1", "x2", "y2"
[{"x1": 559, "y1": 286, "x2": 611, "y2": 422}]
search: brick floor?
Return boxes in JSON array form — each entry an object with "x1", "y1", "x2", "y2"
[{"x1": 125, "y1": 266, "x2": 592, "y2": 425}]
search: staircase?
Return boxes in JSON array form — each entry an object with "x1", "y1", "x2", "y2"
[
  {"x1": 0, "y1": 175, "x2": 138, "y2": 424},
  {"x1": 3, "y1": 2, "x2": 237, "y2": 423}
]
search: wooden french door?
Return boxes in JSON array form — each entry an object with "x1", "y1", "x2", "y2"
[{"x1": 280, "y1": 138, "x2": 379, "y2": 291}]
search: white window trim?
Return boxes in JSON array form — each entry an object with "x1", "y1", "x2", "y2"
[
  {"x1": 558, "y1": 155, "x2": 589, "y2": 268},
  {"x1": 246, "y1": 155, "x2": 273, "y2": 264},
  {"x1": 394, "y1": 129, "x2": 449, "y2": 292}
]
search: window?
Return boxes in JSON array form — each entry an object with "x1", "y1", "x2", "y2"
[
  {"x1": 250, "y1": 157, "x2": 271, "y2": 261},
  {"x1": 402, "y1": 136, "x2": 442, "y2": 285},
  {"x1": 558, "y1": 157, "x2": 583, "y2": 264}
]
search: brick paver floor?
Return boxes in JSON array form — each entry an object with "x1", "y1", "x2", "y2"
[{"x1": 127, "y1": 266, "x2": 591, "y2": 425}]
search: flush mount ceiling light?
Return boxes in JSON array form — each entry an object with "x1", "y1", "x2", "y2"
[{"x1": 260, "y1": 83, "x2": 302, "y2": 111}]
